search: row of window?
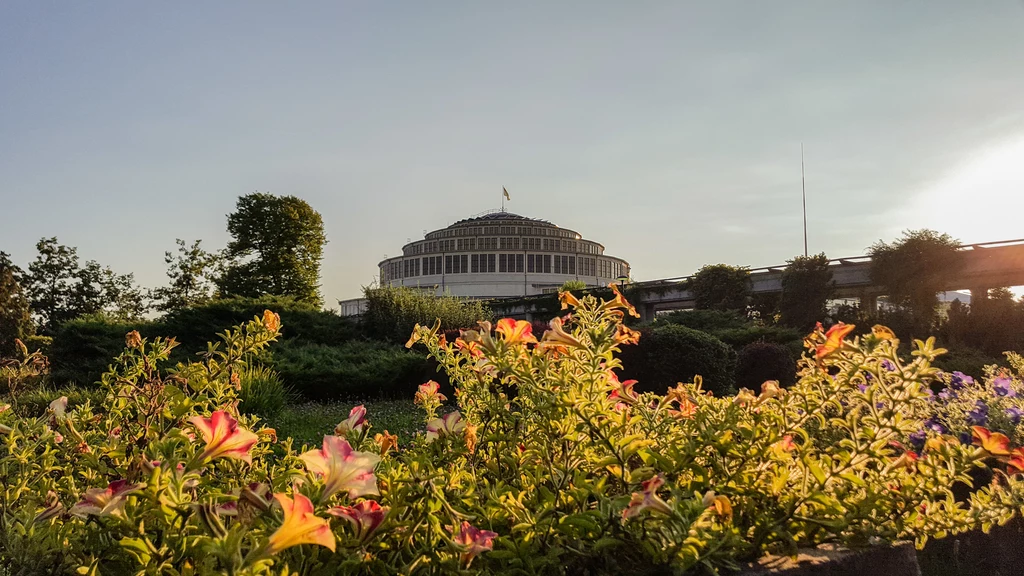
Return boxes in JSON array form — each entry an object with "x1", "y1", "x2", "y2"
[
  {"x1": 381, "y1": 254, "x2": 629, "y2": 282},
  {"x1": 426, "y1": 224, "x2": 580, "y2": 241},
  {"x1": 404, "y1": 237, "x2": 602, "y2": 256}
]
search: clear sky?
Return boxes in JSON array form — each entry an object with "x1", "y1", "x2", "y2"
[{"x1": 2, "y1": 2, "x2": 1023, "y2": 306}]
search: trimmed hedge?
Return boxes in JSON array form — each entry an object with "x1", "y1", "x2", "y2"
[
  {"x1": 269, "y1": 339, "x2": 438, "y2": 401},
  {"x1": 618, "y1": 324, "x2": 735, "y2": 396},
  {"x1": 735, "y1": 342, "x2": 797, "y2": 390}
]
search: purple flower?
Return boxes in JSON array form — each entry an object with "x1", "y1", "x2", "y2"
[
  {"x1": 881, "y1": 360, "x2": 896, "y2": 372},
  {"x1": 950, "y1": 371, "x2": 974, "y2": 389},
  {"x1": 938, "y1": 389, "x2": 955, "y2": 401},
  {"x1": 909, "y1": 430, "x2": 927, "y2": 451},
  {"x1": 993, "y1": 377, "x2": 1016, "y2": 398},
  {"x1": 924, "y1": 417, "x2": 946, "y2": 434},
  {"x1": 967, "y1": 400, "x2": 989, "y2": 426},
  {"x1": 959, "y1": 431, "x2": 972, "y2": 445},
  {"x1": 1007, "y1": 407, "x2": 1023, "y2": 426},
  {"x1": 857, "y1": 383, "x2": 868, "y2": 393}
]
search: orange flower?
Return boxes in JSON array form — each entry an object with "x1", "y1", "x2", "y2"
[
  {"x1": 70, "y1": 480, "x2": 145, "y2": 518},
  {"x1": 772, "y1": 435, "x2": 797, "y2": 457},
  {"x1": 495, "y1": 318, "x2": 538, "y2": 345},
  {"x1": 622, "y1": 475, "x2": 672, "y2": 521},
  {"x1": 602, "y1": 283, "x2": 640, "y2": 318},
  {"x1": 972, "y1": 426, "x2": 1011, "y2": 457},
  {"x1": 265, "y1": 493, "x2": 335, "y2": 556},
  {"x1": 464, "y1": 423, "x2": 479, "y2": 454},
  {"x1": 262, "y1": 310, "x2": 281, "y2": 333},
  {"x1": 300, "y1": 436, "x2": 380, "y2": 500},
  {"x1": 816, "y1": 323, "x2": 855, "y2": 360},
  {"x1": 758, "y1": 380, "x2": 784, "y2": 402},
  {"x1": 190, "y1": 411, "x2": 259, "y2": 465},
  {"x1": 1007, "y1": 448, "x2": 1024, "y2": 475},
  {"x1": 405, "y1": 324, "x2": 422, "y2": 349},
  {"x1": 559, "y1": 290, "x2": 582, "y2": 310},
  {"x1": 614, "y1": 324, "x2": 641, "y2": 345},
  {"x1": 668, "y1": 397, "x2": 697, "y2": 419},
  {"x1": 537, "y1": 317, "x2": 585, "y2": 351},
  {"x1": 327, "y1": 499, "x2": 389, "y2": 543},
  {"x1": 125, "y1": 330, "x2": 142, "y2": 349},
  {"x1": 609, "y1": 379, "x2": 639, "y2": 406},
  {"x1": 454, "y1": 337, "x2": 484, "y2": 359},
  {"x1": 453, "y1": 521, "x2": 498, "y2": 568},
  {"x1": 733, "y1": 388, "x2": 756, "y2": 406},
  {"x1": 702, "y1": 491, "x2": 733, "y2": 521},
  {"x1": 871, "y1": 325, "x2": 896, "y2": 340},
  {"x1": 374, "y1": 430, "x2": 398, "y2": 457}
]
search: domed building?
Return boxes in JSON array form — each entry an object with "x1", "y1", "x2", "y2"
[{"x1": 377, "y1": 210, "x2": 630, "y2": 299}]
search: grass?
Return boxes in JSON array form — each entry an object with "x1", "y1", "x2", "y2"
[{"x1": 266, "y1": 399, "x2": 423, "y2": 448}]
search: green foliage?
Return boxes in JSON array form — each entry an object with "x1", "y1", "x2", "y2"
[
  {"x1": 268, "y1": 400, "x2": 421, "y2": 448},
  {"x1": 658, "y1": 309, "x2": 803, "y2": 356},
  {"x1": 932, "y1": 345, "x2": 1004, "y2": 378},
  {"x1": 688, "y1": 263, "x2": 750, "y2": 311},
  {"x1": 619, "y1": 324, "x2": 735, "y2": 395},
  {"x1": 940, "y1": 289, "x2": 1024, "y2": 358},
  {"x1": 48, "y1": 316, "x2": 157, "y2": 387},
  {"x1": 2, "y1": 296, "x2": 1023, "y2": 575},
  {"x1": 869, "y1": 230, "x2": 962, "y2": 336},
  {"x1": 270, "y1": 339, "x2": 432, "y2": 401},
  {"x1": 659, "y1": 308, "x2": 750, "y2": 332},
  {"x1": 0, "y1": 252, "x2": 33, "y2": 357},
  {"x1": 217, "y1": 192, "x2": 327, "y2": 306},
  {"x1": 20, "y1": 335, "x2": 52, "y2": 356},
  {"x1": 10, "y1": 385, "x2": 105, "y2": 418},
  {"x1": 780, "y1": 253, "x2": 834, "y2": 330},
  {"x1": 560, "y1": 279, "x2": 587, "y2": 292},
  {"x1": 238, "y1": 365, "x2": 291, "y2": 419},
  {"x1": 361, "y1": 285, "x2": 492, "y2": 344},
  {"x1": 923, "y1": 354, "x2": 1024, "y2": 445},
  {"x1": 735, "y1": 342, "x2": 797, "y2": 390},
  {"x1": 150, "y1": 238, "x2": 220, "y2": 313},
  {"x1": 24, "y1": 237, "x2": 147, "y2": 334}
]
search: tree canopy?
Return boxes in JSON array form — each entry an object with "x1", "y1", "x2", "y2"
[
  {"x1": 689, "y1": 264, "x2": 750, "y2": 312},
  {"x1": 150, "y1": 239, "x2": 220, "y2": 312},
  {"x1": 0, "y1": 252, "x2": 33, "y2": 356},
  {"x1": 779, "y1": 253, "x2": 834, "y2": 331},
  {"x1": 868, "y1": 229, "x2": 962, "y2": 336},
  {"x1": 217, "y1": 193, "x2": 327, "y2": 307}
]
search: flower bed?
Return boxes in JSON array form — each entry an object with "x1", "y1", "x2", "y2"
[{"x1": 1, "y1": 292, "x2": 1023, "y2": 575}]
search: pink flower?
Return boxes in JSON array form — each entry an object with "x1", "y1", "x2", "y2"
[
  {"x1": 189, "y1": 411, "x2": 259, "y2": 465},
  {"x1": 48, "y1": 396, "x2": 68, "y2": 421},
  {"x1": 426, "y1": 412, "x2": 466, "y2": 443},
  {"x1": 53, "y1": 433, "x2": 63, "y2": 444},
  {"x1": 327, "y1": 499, "x2": 389, "y2": 543},
  {"x1": 334, "y1": 405, "x2": 367, "y2": 435},
  {"x1": 264, "y1": 493, "x2": 335, "y2": 556},
  {"x1": 453, "y1": 521, "x2": 498, "y2": 567},
  {"x1": 299, "y1": 436, "x2": 380, "y2": 501},
  {"x1": 608, "y1": 378, "x2": 639, "y2": 406},
  {"x1": 70, "y1": 480, "x2": 145, "y2": 518},
  {"x1": 414, "y1": 380, "x2": 447, "y2": 405},
  {"x1": 622, "y1": 475, "x2": 672, "y2": 521}
]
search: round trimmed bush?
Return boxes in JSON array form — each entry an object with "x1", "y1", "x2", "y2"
[
  {"x1": 735, "y1": 341, "x2": 797, "y2": 390},
  {"x1": 618, "y1": 324, "x2": 735, "y2": 396},
  {"x1": 238, "y1": 365, "x2": 291, "y2": 418}
]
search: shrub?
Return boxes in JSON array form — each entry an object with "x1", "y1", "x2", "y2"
[
  {"x1": 735, "y1": 342, "x2": 797, "y2": 390},
  {"x1": 11, "y1": 385, "x2": 105, "y2": 418},
  {"x1": 48, "y1": 316, "x2": 158, "y2": 387},
  {"x1": 932, "y1": 345, "x2": 1004, "y2": 379},
  {"x1": 688, "y1": 263, "x2": 750, "y2": 311},
  {"x1": 361, "y1": 285, "x2": 492, "y2": 344},
  {"x1": 658, "y1": 308, "x2": 750, "y2": 332},
  {"x1": 270, "y1": 339, "x2": 433, "y2": 401},
  {"x1": 21, "y1": 334, "x2": 53, "y2": 356},
  {"x1": 618, "y1": 324, "x2": 735, "y2": 396},
  {"x1": 779, "y1": 253, "x2": 834, "y2": 331},
  {"x1": 921, "y1": 353, "x2": 1024, "y2": 446},
  {"x1": 238, "y1": 365, "x2": 291, "y2": 419},
  {"x1": 1, "y1": 298, "x2": 1023, "y2": 575}
]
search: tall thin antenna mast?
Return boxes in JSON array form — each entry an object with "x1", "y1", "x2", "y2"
[{"x1": 801, "y1": 143, "x2": 808, "y2": 257}]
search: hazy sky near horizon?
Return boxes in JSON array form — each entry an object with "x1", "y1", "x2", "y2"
[{"x1": 3, "y1": 2, "x2": 1024, "y2": 305}]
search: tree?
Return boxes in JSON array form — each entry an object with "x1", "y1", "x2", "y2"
[
  {"x1": 0, "y1": 252, "x2": 33, "y2": 356},
  {"x1": 779, "y1": 253, "x2": 834, "y2": 331},
  {"x1": 560, "y1": 279, "x2": 587, "y2": 292},
  {"x1": 868, "y1": 230, "x2": 962, "y2": 336},
  {"x1": 688, "y1": 264, "x2": 750, "y2": 311},
  {"x1": 24, "y1": 237, "x2": 80, "y2": 333},
  {"x1": 217, "y1": 193, "x2": 327, "y2": 307},
  {"x1": 24, "y1": 237, "x2": 147, "y2": 333},
  {"x1": 151, "y1": 239, "x2": 220, "y2": 312}
]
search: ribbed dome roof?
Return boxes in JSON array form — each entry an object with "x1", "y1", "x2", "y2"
[{"x1": 451, "y1": 211, "x2": 552, "y2": 227}]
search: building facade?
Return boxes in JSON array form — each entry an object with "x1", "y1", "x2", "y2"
[{"x1": 377, "y1": 210, "x2": 630, "y2": 298}]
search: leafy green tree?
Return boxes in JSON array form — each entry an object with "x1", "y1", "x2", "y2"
[
  {"x1": 0, "y1": 252, "x2": 33, "y2": 356},
  {"x1": 24, "y1": 238, "x2": 147, "y2": 333},
  {"x1": 689, "y1": 264, "x2": 750, "y2": 311},
  {"x1": 779, "y1": 253, "x2": 834, "y2": 331},
  {"x1": 24, "y1": 237, "x2": 80, "y2": 333},
  {"x1": 869, "y1": 230, "x2": 961, "y2": 336},
  {"x1": 217, "y1": 193, "x2": 327, "y2": 307},
  {"x1": 151, "y1": 239, "x2": 220, "y2": 312},
  {"x1": 560, "y1": 279, "x2": 587, "y2": 292}
]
